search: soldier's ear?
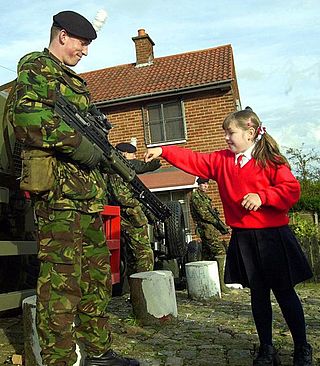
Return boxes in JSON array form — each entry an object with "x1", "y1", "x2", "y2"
[{"x1": 59, "y1": 29, "x2": 69, "y2": 45}]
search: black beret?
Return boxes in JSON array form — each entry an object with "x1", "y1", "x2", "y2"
[
  {"x1": 53, "y1": 10, "x2": 97, "y2": 41},
  {"x1": 196, "y1": 177, "x2": 209, "y2": 185},
  {"x1": 115, "y1": 143, "x2": 137, "y2": 153}
]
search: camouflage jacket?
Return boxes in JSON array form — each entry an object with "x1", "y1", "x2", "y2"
[
  {"x1": 190, "y1": 188, "x2": 218, "y2": 225},
  {"x1": 107, "y1": 158, "x2": 161, "y2": 208},
  {"x1": 107, "y1": 159, "x2": 161, "y2": 226},
  {"x1": 107, "y1": 174, "x2": 148, "y2": 227},
  {"x1": 8, "y1": 48, "x2": 107, "y2": 212}
]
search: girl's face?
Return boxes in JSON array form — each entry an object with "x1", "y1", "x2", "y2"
[{"x1": 224, "y1": 121, "x2": 255, "y2": 154}]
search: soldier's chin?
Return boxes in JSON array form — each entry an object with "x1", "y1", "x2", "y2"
[{"x1": 66, "y1": 58, "x2": 81, "y2": 67}]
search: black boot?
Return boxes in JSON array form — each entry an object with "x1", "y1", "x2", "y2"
[
  {"x1": 293, "y1": 343, "x2": 313, "y2": 366},
  {"x1": 85, "y1": 349, "x2": 140, "y2": 366},
  {"x1": 253, "y1": 344, "x2": 281, "y2": 365}
]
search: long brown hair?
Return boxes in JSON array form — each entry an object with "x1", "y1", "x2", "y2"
[{"x1": 222, "y1": 109, "x2": 290, "y2": 168}]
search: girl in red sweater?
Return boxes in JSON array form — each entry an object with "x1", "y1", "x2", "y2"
[{"x1": 145, "y1": 109, "x2": 313, "y2": 366}]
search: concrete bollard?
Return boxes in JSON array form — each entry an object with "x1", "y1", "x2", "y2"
[
  {"x1": 185, "y1": 261, "x2": 221, "y2": 299},
  {"x1": 130, "y1": 270, "x2": 178, "y2": 325},
  {"x1": 22, "y1": 295, "x2": 83, "y2": 366}
]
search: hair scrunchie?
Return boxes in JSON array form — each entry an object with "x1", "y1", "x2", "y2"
[{"x1": 256, "y1": 126, "x2": 266, "y2": 141}]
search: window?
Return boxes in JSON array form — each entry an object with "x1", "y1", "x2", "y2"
[{"x1": 143, "y1": 101, "x2": 186, "y2": 145}]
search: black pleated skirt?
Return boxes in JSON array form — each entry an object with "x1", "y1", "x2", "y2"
[{"x1": 224, "y1": 225, "x2": 313, "y2": 289}]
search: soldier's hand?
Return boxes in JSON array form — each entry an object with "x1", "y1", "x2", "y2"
[
  {"x1": 241, "y1": 193, "x2": 262, "y2": 211},
  {"x1": 144, "y1": 147, "x2": 162, "y2": 162}
]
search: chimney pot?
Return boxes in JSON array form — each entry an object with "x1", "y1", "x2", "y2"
[{"x1": 138, "y1": 29, "x2": 146, "y2": 36}]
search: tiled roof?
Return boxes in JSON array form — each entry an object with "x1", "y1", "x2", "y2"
[
  {"x1": 81, "y1": 44, "x2": 234, "y2": 104},
  {"x1": 138, "y1": 167, "x2": 197, "y2": 191}
]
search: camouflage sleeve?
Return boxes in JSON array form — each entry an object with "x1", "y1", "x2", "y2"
[
  {"x1": 191, "y1": 191, "x2": 218, "y2": 224},
  {"x1": 108, "y1": 174, "x2": 140, "y2": 208},
  {"x1": 130, "y1": 159, "x2": 161, "y2": 174},
  {"x1": 12, "y1": 57, "x2": 81, "y2": 153}
]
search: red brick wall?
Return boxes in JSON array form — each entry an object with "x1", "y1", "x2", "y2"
[{"x1": 134, "y1": 37, "x2": 154, "y2": 65}]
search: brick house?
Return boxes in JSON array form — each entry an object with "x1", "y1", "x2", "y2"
[{"x1": 81, "y1": 29, "x2": 241, "y2": 238}]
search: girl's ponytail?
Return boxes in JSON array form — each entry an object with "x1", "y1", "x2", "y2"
[{"x1": 254, "y1": 132, "x2": 289, "y2": 168}]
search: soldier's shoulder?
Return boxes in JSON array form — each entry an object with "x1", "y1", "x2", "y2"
[
  {"x1": 190, "y1": 189, "x2": 198, "y2": 198},
  {"x1": 18, "y1": 49, "x2": 56, "y2": 71},
  {"x1": 191, "y1": 189, "x2": 203, "y2": 202},
  {"x1": 19, "y1": 51, "x2": 45, "y2": 65}
]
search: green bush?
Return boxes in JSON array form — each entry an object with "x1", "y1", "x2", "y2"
[
  {"x1": 290, "y1": 213, "x2": 320, "y2": 241},
  {"x1": 293, "y1": 180, "x2": 320, "y2": 213}
]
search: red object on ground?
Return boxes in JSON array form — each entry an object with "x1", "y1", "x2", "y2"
[
  {"x1": 101, "y1": 205, "x2": 121, "y2": 285},
  {"x1": 24, "y1": 191, "x2": 31, "y2": 199}
]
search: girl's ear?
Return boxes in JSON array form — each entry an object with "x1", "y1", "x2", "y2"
[{"x1": 247, "y1": 126, "x2": 256, "y2": 141}]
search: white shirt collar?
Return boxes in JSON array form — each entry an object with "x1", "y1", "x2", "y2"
[{"x1": 235, "y1": 144, "x2": 255, "y2": 167}]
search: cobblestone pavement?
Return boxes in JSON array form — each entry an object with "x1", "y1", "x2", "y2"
[{"x1": 0, "y1": 283, "x2": 319, "y2": 366}]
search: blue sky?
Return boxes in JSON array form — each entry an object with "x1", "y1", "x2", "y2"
[{"x1": 1, "y1": 0, "x2": 319, "y2": 152}]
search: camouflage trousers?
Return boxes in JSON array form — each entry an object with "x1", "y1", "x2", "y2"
[
  {"x1": 197, "y1": 223, "x2": 226, "y2": 260},
  {"x1": 121, "y1": 216, "x2": 154, "y2": 275},
  {"x1": 35, "y1": 205, "x2": 112, "y2": 366}
]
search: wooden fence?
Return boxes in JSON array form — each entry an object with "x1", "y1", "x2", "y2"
[{"x1": 299, "y1": 236, "x2": 320, "y2": 282}]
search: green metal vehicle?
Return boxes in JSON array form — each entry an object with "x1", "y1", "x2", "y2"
[{"x1": 0, "y1": 81, "x2": 39, "y2": 312}]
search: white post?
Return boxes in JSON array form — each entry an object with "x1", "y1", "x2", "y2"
[
  {"x1": 185, "y1": 261, "x2": 221, "y2": 299},
  {"x1": 130, "y1": 270, "x2": 178, "y2": 325}
]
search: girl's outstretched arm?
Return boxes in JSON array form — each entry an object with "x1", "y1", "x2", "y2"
[{"x1": 144, "y1": 147, "x2": 163, "y2": 162}]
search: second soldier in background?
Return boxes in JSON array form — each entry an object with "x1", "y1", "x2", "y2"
[
  {"x1": 190, "y1": 177, "x2": 230, "y2": 292},
  {"x1": 107, "y1": 142, "x2": 161, "y2": 283},
  {"x1": 190, "y1": 177, "x2": 227, "y2": 260}
]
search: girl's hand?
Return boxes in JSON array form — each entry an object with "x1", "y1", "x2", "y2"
[
  {"x1": 144, "y1": 147, "x2": 163, "y2": 162},
  {"x1": 241, "y1": 193, "x2": 262, "y2": 211}
]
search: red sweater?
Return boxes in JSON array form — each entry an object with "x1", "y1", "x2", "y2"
[{"x1": 161, "y1": 146, "x2": 300, "y2": 229}]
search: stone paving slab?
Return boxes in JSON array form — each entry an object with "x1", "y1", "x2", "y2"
[{"x1": 0, "y1": 283, "x2": 319, "y2": 365}]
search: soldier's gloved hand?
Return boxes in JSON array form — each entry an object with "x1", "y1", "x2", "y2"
[
  {"x1": 99, "y1": 156, "x2": 114, "y2": 174},
  {"x1": 68, "y1": 135, "x2": 103, "y2": 169},
  {"x1": 131, "y1": 159, "x2": 161, "y2": 174}
]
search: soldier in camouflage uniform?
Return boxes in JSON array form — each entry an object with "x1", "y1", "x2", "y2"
[
  {"x1": 107, "y1": 143, "x2": 161, "y2": 277},
  {"x1": 7, "y1": 11, "x2": 139, "y2": 366},
  {"x1": 190, "y1": 178, "x2": 226, "y2": 260}
]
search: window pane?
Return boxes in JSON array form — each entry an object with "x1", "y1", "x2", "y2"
[
  {"x1": 166, "y1": 118, "x2": 184, "y2": 140},
  {"x1": 156, "y1": 192, "x2": 171, "y2": 202},
  {"x1": 148, "y1": 106, "x2": 162, "y2": 121},
  {"x1": 163, "y1": 103, "x2": 180, "y2": 119},
  {"x1": 150, "y1": 121, "x2": 164, "y2": 143},
  {"x1": 163, "y1": 102, "x2": 184, "y2": 141},
  {"x1": 148, "y1": 106, "x2": 163, "y2": 142}
]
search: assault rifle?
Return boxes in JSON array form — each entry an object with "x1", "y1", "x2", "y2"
[
  {"x1": 54, "y1": 94, "x2": 171, "y2": 222},
  {"x1": 208, "y1": 207, "x2": 229, "y2": 235}
]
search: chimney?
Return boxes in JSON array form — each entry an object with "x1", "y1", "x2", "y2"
[{"x1": 132, "y1": 29, "x2": 155, "y2": 67}]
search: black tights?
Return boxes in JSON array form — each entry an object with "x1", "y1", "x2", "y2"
[{"x1": 250, "y1": 287, "x2": 307, "y2": 347}]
